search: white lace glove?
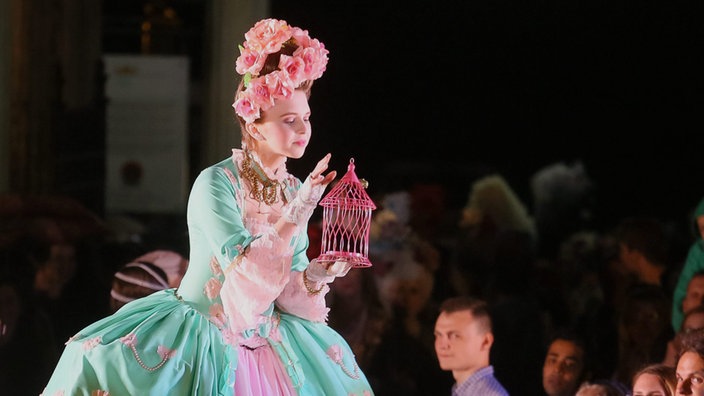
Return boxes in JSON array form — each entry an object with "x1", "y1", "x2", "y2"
[
  {"x1": 305, "y1": 259, "x2": 353, "y2": 284},
  {"x1": 282, "y1": 174, "x2": 326, "y2": 228}
]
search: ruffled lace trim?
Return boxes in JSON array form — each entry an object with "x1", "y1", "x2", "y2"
[
  {"x1": 231, "y1": 148, "x2": 289, "y2": 182},
  {"x1": 275, "y1": 270, "x2": 330, "y2": 323}
]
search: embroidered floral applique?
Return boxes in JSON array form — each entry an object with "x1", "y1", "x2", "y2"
[
  {"x1": 326, "y1": 344, "x2": 360, "y2": 380},
  {"x1": 209, "y1": 257, "x2": 223, "y2": 276},
  {"x1": 120, "y1": 332, "x2": 175, "y2": 372},
  {"x1": 221, "y1": 328, "x2": 237, "y2": 345},
  {"x1": 157, "y1": 345, "x2": 176, "y2": 360},
  {"x1": 204, "y1": 277, "x2": 222, "y2": 300},
  {"x1": 120, "y1": 333, "x2": 137, "y2": 347},
  {"x1": 209, "y1": 303, "x2": 226, "y2": 328},
  {"x1": 65, "y1": 333, "x2": 81, "y2": 345},
  {"x1": 82, "y1": 336, "x2": 102, "y2": 351},
  {"x1": 91, "y1": 390, "x2": 110, "y2": 396}
]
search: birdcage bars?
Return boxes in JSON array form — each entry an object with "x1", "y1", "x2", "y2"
[{"x1": 316, "y1": 158, "x2": 376, "y2": 268}]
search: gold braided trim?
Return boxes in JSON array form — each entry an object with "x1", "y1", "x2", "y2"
[{"x1": 302, "y1": 268, "x2": 324, "y2": 295}]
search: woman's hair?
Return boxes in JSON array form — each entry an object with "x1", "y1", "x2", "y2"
[
  {"x1": 632, "y1": 364, "x2": 676, "y2": 396},
  {"x1": 234, "y1": 38, "x2": 314, "y2": 139},
  {"x1": 677, "y1": 327, "x2": 704, "y2": 362},
  {"x1": 109, "y1": 261, "x2": 169, "y2": 313},
  {"x1": 575, "y1": 379, "x2": 629, "y2": 396}
]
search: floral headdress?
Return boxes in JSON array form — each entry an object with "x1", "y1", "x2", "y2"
[{"x1": 232, "y1": 18, "x2": 329, "y2": 123}]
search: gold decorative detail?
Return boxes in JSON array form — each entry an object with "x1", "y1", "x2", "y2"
[
  {"x1": 240, "y1": 151, "x2": 281, "y2": 205},
  {"x1": 302, "y1": 268, "x2": 324, "y2": 295}
]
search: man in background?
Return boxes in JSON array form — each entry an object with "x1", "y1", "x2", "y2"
[{"x1": 434, "y1": 296, "x2": 509, "y2": 396}]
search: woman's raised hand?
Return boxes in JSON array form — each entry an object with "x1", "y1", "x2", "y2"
[{"x1": 309, "y1": 153, "x2": 337, "y2": 188}]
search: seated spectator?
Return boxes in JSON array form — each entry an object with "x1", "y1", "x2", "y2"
[
  {"x1": 543, "y1": 329, "x2": 590, "y2": 396},
  {"x1": 663, "y1": 304, "x2": 704, "y2": 366},
  {"x1": 681, "y1": 270, "x2": 704, "y2": 323},
  {"x1": 434, "y1": 296, "x2": 509, "y2": 396},
  {"x1": 632, "y1": 363, "x2": 676, "y2": 396},
  {"x1": 674, "y1": 328, "x2": 704, "y2": 394},
  {"x1": 109, "y1": 261, "x2": 169, "y2": 313}
]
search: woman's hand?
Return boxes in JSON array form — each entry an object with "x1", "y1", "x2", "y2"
[
  {"x1": 309, "y1": 153, "x2": 337, "y2": 188},
  {"x1": 282, "y1": 153, "x2": 338, "y2": 228}
]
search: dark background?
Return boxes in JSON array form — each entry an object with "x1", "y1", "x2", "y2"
[
  {"x1": 101, "y1": 0, "x2": 703, "y2": 233},
  {"x1": 269, "y1": 0, "x2": 702, "y2": 231}
]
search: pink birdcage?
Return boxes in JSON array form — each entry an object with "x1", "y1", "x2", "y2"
[{"x1": 316, "y1": 158, "x2": 376, "y2": 268}]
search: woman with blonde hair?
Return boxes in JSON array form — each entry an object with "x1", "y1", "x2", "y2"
[
  {"x1": 632, "y1": 363, "x2": 676, "y2": 396},
  {"x1": 43, "y1": 18, "x2": 373, "y2": 395}
]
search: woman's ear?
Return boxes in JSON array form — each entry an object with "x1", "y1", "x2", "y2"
[{"x1": 245, "y1": 123, "x2": 263, "y2": 141}]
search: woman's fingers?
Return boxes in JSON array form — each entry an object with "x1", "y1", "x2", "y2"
[{"x1": 310, "y1": 153, "x2": 336, "y2": 186}]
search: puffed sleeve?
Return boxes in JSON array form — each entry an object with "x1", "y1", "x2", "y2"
[
  {"x1": 187, "y1": 166, "x2": 294, "y2": 333},
  {"x1": 275, "y1": 220, "x2": 331, "y2": 323}
]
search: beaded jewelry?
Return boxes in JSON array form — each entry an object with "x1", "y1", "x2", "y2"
[
  {"x1": 240, "y1": 151, "x2": 282, "y2": 205},
  {"x1": 302, "y1": 268, "x2": 324, "y2": 295}
]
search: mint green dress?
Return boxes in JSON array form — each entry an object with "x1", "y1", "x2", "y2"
[{"x1": 42, "y1": 150, "x2": 374, "y2": 396}]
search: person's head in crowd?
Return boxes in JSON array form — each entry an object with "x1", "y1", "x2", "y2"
[
  {"x1": 672, "y1": 305, "x2": 704, "y2": 360},
  {"x1": 632, "y1": 363, "x2": 676, "y2": 396},
  {"x1": 683, "y1": 271, "x2": 704, "y2": 318},
  {"x1": 14, "y1": 217, "x2": 77, "y2": 300},
  {"x1": 612, "y1": 216, "x2": 670, "y2": 287},
  {"x1": 109, "y1": 261, "x2": 169, "y2": 313},
  {"x1": 434, "y1": 296, "x2": 499, "y2": 386},
  {"x1": 132, "y1": 250, "x2": 188, "y2": 288},
  {"x1": 682, "y1": 306, "x2": 704, "y2": 334},
  {"x1": 575, "y1": 379, "x2": 630, "y2": 396},
  {"x1": 676, "y1": 328, "x2": 704, "y2": 395},
  {"x1": 542, "y1": 329, "x2": 590, "y2": 396}
]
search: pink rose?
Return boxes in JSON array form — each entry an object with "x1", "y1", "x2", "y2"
[
  {"x1": 245, "y1": 19, "x2": 292, "y2": 54},
  {"x1": 278, "y1": 55, "x2": 306, "y2": 87},
  {"x1": 248, "y1": 78, "x2": 275, "y2": 109},
  {"x1": 233, "y1": 94, "x2": 259, "y2": 123},
  {"x1": 264, "y1": 72, "x2": 294, "y2": 102},
  {"x1": 235, "y1": 47, "x2": 264, "y2": 76}
]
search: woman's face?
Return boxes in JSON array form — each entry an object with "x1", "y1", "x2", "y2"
[
  {"x1": 677, "y1": 351, "x2": 704, "y2": 395},
  {"x1": 633, "y1": 373, "x2": 668, "y2": 396},
  {"x1": 251, "y1": 90, "x2": 311, "y2": 163}
]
